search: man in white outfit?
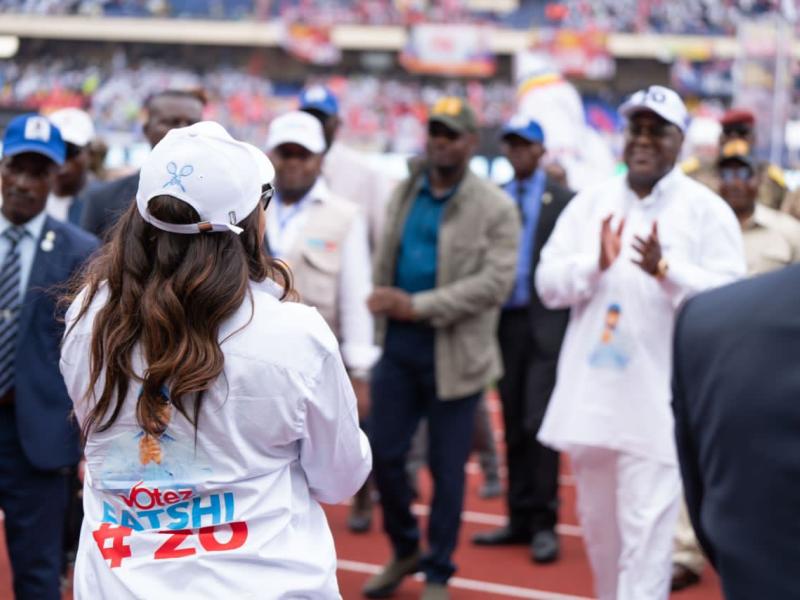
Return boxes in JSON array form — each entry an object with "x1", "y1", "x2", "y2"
[{"x1": 534, "y1": 86, "x2": 746, "y2": 600}]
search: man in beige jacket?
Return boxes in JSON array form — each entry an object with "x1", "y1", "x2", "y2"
[{"x1": 363, "y1": 97, "x2": 520, "y2": 600}]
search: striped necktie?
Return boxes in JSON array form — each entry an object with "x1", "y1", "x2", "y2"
[{"x1": 0, "y1": 226, "x2": 27, "y2": 397}]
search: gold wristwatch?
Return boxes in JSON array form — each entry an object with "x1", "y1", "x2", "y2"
[{"x1": 655, "y1": 257, "x2": 669, "y2": 281}]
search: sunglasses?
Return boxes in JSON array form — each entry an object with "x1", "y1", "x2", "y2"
[
  {"x1": 719, "y1": 166, "x2": 753, "y2": 183},
  {"x1": 722, "y1": 124, "x2": 752, "y2": 138},
  {"x1": 260, "y1": 183, "x2": 274, "y2": 210},
  {"x1": 626, "y1": 122, "x2": 673, "y2": 139}
]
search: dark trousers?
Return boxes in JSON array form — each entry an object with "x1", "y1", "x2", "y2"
[
  {"x1": 369, "y1": 323, "x2": 480, "y2": 583},
  {"x1": 0, "y1": 405, "x2": 69, "y2": 600},
  {"x1": 498, "y1": 309, "x2": 560, "y2": 535}
]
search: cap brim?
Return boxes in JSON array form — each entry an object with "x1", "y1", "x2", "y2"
[
  {"x1": 620, "y1": 105, "x2": 685, "y2": 132},
  {"x1": 718, "y1": 155, "x2": 756, "y2": 169},
  {"x1": 265, "y1": 133, "x2": 325, "y2": 154},
  {"x1": 501, "y1": 128, "x2": 542, "y2": 144},
  {"x1": 428, "y1": 115, "x2": 469, "y2": 134},
  {"x1": 300, "y1": 103, "x2": 337, "y2": 117},
  {"x1": 3, "y1": 143, "x2": 64, "y2": 165}
]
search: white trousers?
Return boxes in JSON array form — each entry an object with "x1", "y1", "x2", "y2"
[{"x1": 569, "y1": 446, "x2": 681, "y2": 600}]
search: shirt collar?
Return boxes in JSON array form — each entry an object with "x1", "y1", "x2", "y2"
[
  {"x1": 743, "y1": 204, "x2": 770, "y2": 231},
  {"x1": 625, "y1": 164, "x2": 682, "y2": 206},
  {"x1": 0, "y1": 209, "x2": 48, "y2": 242},
  {"x1": 421, "y1": 172, "x2": 459, "y2": 202}
]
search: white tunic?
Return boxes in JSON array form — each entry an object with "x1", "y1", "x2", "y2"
[
  {"x1": 535, "y1": 168, "x2": 745, "y2": 465},
  {"x1": 61, "y1": 279, "x2": 372, "y2": 599}
]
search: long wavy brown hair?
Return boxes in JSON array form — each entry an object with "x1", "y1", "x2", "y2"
[{"x1": 64, "y1": 195, "x2": 292, "y2": 443}]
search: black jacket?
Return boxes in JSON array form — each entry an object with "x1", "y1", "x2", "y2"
[
  {"x1": 672, "y1": 264, "x2": 800, "y2": 600},
  {"x1": 79, "y1": 171, "x2": 139, "y2": 239},
  {"x1": 525, "y1": 178, "x2": 573, "y2": 359}
]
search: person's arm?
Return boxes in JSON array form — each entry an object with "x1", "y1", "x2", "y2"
[
  {"x1": 660, "y1": 205, "x2": 746, "y2": 308},
  {"x1": 671, "y1": 299, "x2": 717, "y2": 567},
  {"x1": 409, "y1": 197, "x2": 520, "y2": 328},
  {"x1": 299, "y1": 348, "x2": 372, "y2": 504},
  {"x1": 338, "y1": 214, "x2": 379, "y2": 417},
  {"x1": 535, "y1": 190, "x2": 602, "y2": 309}
]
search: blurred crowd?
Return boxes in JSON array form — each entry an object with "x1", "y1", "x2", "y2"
[
  {"x1": 0, "y1": 53, "x2": 518, "y2": 154},
  {"x1": 0, "y1": 0, "x2": 793, "y2": 33}
]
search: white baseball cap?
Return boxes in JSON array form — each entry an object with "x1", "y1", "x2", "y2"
[
  {"x1": 48, "y1": 108, "x2": 95, "y2": 147},
  {"x1": 619, "y1": 86, "x2": 688, "y2": 132},
  {"x1": 265, "y1": 111, "x2": 326, "y2": 154},
  {"x1": 136, "y1": 121, "x2": 275, "y2": 235}
]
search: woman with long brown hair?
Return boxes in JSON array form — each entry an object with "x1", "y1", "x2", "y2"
[{"x1": 60, "y1": 122, "x2": 371, "y2": 599}]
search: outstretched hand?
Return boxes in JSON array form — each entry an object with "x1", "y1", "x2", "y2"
[
  {"x1": 600, "y1": 214, "x2": 625, "y2": 271},
  {"x1": 631, "y1": 221, "x2": 662, "y2": 276}
]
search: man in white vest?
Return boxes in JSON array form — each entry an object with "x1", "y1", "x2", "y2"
[{"x1": 264, "y1": 110, "x2": 379, "y2": 530}]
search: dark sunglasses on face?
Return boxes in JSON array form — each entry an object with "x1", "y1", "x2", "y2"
[
  {"x1": 627, "y1": 121, "x2": 672, "y2": 139},
  {"x1": 719, "y1": 166, "x2": 753, "y2": 183},
  {"x1": 722, "y1": 124, "x2": 752, "y2": 138},
  {"x1": 260, "y1": 183, "x2": 274, "y2": 210}
]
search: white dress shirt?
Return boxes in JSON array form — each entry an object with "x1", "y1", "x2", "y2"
[
  {"x1": 0, "y1": 210, "x2": 47, "y2": 300},
  {"x1": 61, "y1": 279, "x2": 372, "y2": 599},
  {"x1": 535, "y1": 167, "x2": 746, "y2": 465},
  {"x1": 46, "y1": 192, "x2": 73, "y2": 223},
  {"x1": 267, "y1": 179, "x2": 379, "y2": 375}
]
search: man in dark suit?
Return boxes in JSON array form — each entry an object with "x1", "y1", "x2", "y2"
[
  {"x1": 472, "y1": 117, "x2": 572, "y2": 563},
  {"x1": 80, "y1": 89, "x2": 204, "y2": 238},
  {"x1": 0, "y1": 114, "x2": 99, "y2": 599},
  {"x1": 672, "y1": 264, "x2": 800, "y2": 600}
]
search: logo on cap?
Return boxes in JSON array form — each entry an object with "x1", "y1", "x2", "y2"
[
  {"x1": 645, "y1": 87, "x2": 666, "y2": 103},
  {"x1": 432, "y1": 97, "x2": 463, "y2": 116},
  {"x1": 163, "y1": 162, "x2": 194, "y2": 193},
  {"x1": 24, "y1": 117, "x2": 52, "y2": 143},
  {"x1": 305, "y1": 86, "x2": 328, "y2": 102}
]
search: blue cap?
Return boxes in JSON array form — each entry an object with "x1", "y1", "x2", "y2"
[
  {"x1": 3, "y1": 113, "x2": 65, "y2": 165},
  {"x1": 501, "y1": 115, "x2": 545, "y2": 145},
  {"x1": 298, "y1": 85, "x2": 339, "y2": 117}
]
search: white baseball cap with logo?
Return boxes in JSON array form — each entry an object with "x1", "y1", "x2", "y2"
[
  {"x1": 619, "y1": 85, "x2": 689, "y2": 132},
  {"x1": 48, "y1": 108, "x2": 96, "y2": 147},
  {"x1": 264, "y1": 111, "x2": 326, "y2": 154},
  {"x1": 136, "y1": 121, "x2": 275, "y2": 235}
]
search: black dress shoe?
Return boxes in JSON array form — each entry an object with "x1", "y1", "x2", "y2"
[
  {"x1": 530, "y1": 530, "x2": 559, "y2": 563},
  {"x1": 671, "y1": 563, "x2": 701, "y2": 591},
  {"x1": 472, "y1": 525, "x2": 531, "y2": 546}
]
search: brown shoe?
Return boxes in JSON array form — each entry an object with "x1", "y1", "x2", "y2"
[
  {"x1": 420, "y1": 582, "x2": 449, "y2": 600},
  {"x1": 362, "y1": 551, "x2": 421, "y2": 598},
  {"x1": 671, "y1": 563, "x2": 701, "y2": 591}
]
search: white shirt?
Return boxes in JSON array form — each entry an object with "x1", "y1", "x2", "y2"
[
  {"x1": 46, "y1": 192, "x2": 73, "y2": 222},
  {"x1": 0, "y1": 210, "x2": 47, "y2": 301},
  {"x1": 535, "y1": 168, "x2": 745, "y2": 465},
  {"x1": 60, "y1": 279, "x2": 372, "y2": 599},
  {"x1": 267, "y1": 179, "x2": 379, "y2": 375}
]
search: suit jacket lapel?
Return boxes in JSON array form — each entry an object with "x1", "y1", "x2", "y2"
[{"x1": 18, "y1": 217, "x2": 60, "y2": 335}]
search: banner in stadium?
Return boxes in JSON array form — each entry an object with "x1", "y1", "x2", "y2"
[
  {"x1": 532, "y1": 29, "x2": 615, "y2": 80},
  {"x1": 281, "y1": 23, "x2": 342, "y2": 66},
  {"x1": 399, "y1": 24, "x2": 496, "y2": 77}
]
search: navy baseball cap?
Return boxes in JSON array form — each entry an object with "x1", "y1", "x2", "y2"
[
  {"x1": 298, "y1": 85, "x2": 339, "y2": 117},
  {"x1": 2, "y1": 113, "x2": 66, "y2": 165},
  {"x1": 501, "y1": 115, "x2": 545, "y2": 144}
]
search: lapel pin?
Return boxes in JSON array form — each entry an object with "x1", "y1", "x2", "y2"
[
  {"x1": 41, "y1": 230, "x2": 55, "y2": 252},
  {"x1": 542, "y1": 192, "x2": 553, "y2": 205}
]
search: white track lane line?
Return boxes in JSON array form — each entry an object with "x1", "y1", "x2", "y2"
[{"x1": 338, "y1": 559, "x2": 594, "y2": 600}]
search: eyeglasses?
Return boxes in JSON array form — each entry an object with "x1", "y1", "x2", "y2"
[
  {"x1": 260, "y1": 183, "x2": 274, "y2": 210},
  {"x1": 719, "y1": 166, "x2": 753, "y2": 183},
  {"x1": 722, "y1": 124, "x2": 752, "y2": 138},
  {"x1": 626, "y1": 122, "x2": 672, "y2": 139}
]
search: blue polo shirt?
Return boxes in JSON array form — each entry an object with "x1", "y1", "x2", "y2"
[{"x1": 395, "y1": 175, "x2": 457, "y2": 293}]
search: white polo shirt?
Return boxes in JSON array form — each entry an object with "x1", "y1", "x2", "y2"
[
  {"x1": 535, "y1": 167, "x2": 746, "y2": 465},
  {"x1": 61, "y1": 279, "x2": 371, "y2": 599}
]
